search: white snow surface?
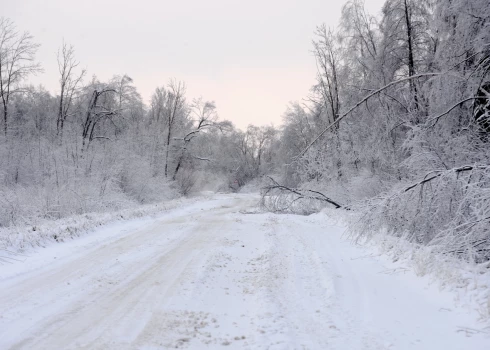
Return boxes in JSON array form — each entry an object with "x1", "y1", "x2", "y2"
[{"x1": 0, "y1": 193, "x2": 488, "y2": 349}]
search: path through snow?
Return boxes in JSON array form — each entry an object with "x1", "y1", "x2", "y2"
[{"x1": 0, "y1": 194, "x2": 488, "y2": 349}]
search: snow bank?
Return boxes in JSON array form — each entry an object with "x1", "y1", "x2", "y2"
[
  {"x1": 0, "y1": 194, "x2": 208, "y2": 259},
  {"x1": 318, "y1": 207, "x2": 490, "y2": 324}
]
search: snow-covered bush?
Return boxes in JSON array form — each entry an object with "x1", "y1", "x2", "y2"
[{"x1": 351, "y1": 165, "x2": 490, "y2": 262}]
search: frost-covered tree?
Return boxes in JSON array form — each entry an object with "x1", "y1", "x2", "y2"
[{"x1": 0, "y1": 17, "x2": 40, "y2": 135}]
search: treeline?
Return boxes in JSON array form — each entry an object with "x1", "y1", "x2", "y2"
[
  {"x1": 270, "y1": 0, "x2": 490, "y2": 262},
  {"x1": 0, "y1": 17, "x2": 277, "y2": 227}
]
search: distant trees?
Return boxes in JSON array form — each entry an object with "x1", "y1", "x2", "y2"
[
  {"x1": 0, "y1": 17, "x2": 280, "y2": 226},
  {"x1": 218, "y1": 125, "x2": 277, "y2": 187}
]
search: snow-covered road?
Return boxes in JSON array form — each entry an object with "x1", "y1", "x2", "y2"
[{"x1": 0, "y1": 194, "x2": 488, "y2": 349}]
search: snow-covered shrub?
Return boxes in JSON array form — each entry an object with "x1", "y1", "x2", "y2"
[
  {"x1": 352, "y1": 166, "x2": 490, "y2": 262},
  {"x1": 174, "y1": 168, "x2": 197, "y2": 196},
  {"x1": 0, "y1": 195, "x2": 200, "y2": 254}
]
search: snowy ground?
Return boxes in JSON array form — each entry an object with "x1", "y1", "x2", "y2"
[{"x1": 0, "y1": 193, "x2": 488, "y2": 349}]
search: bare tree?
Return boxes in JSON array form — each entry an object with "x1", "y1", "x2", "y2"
[
  {"x1": 57, "y1": 41, "x2": 85, "y2": 138},
  {"x1": 164, "y1": 80, "x2": 187, "y2": 178},
  {"x1": 313, "y1": 25, "x2": 344, "y2": 178},
  {"x1": 112, "y1": 74, "x2": 141, "y2": 114},
  {"x1": 0, "y1": 18, "x2": 40, "y2": 135},
  {"x1": 313, "y1": 25, "x2": 341, "y2": 126},
  {"x1": 172, "y1": 98, "x2": 218, "y2": 180},
  {"x1": 82, "y1": 88, "x2": 118, "y2": 150}
]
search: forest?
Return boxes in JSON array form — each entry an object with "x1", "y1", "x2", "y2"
[{"x1": 1, "y1": 0, "x2": 489, "y2": 263}]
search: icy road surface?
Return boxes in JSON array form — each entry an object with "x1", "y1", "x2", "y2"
[{"x1": 0, "y1": 194, "x2": 488, "y2": 349}]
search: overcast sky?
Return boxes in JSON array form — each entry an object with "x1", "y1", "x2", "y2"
[{"x1": 4, "y1": 0, "x2": 385, "y2": 129}]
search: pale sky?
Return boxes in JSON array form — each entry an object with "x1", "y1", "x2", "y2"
[{"x1": 3, "y1": 0, "x2": 385, "y2": 129}]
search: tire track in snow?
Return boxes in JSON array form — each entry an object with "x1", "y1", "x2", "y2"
[{"x1": 1, "y1": 196, "x2": 254, "y2": 349}]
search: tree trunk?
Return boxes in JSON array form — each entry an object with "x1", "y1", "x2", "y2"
[
  {"x1": 57, "y1": 99, "x2": 64, "y2": 142},
  {"x1": 164, "y1": 124, "x2": 172, "y2": 178},
  {"x1": 404, "y1": 0, "x2": 420, "y2": 114},
  {"x1": 57, "y1": 85, "x2": 65, "y2": 136},
  {"x1": 2, "y1": 102, "x2": 7, "y2": 136},
  {"x1": 172, "y1": 155, "x2": 182, "y2": 181}
]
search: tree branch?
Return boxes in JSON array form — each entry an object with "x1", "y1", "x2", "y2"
[
  {"x1": 296, "y1": 72, "x2": 442, "y2": 158},
  {"x1": 262, "y1": 176, "x2": 343, "y2": 209}
]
